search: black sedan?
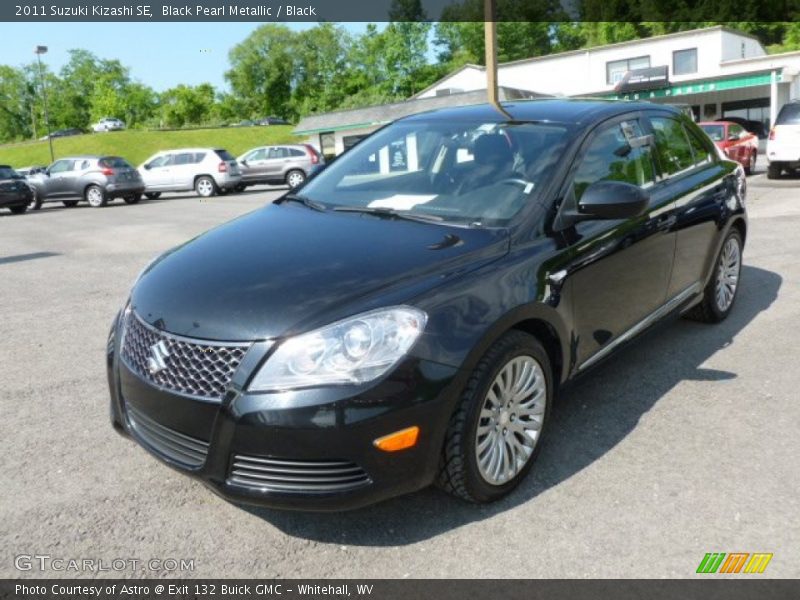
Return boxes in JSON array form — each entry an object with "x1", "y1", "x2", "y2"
[
  {"x1": 0, "y1": 165, "x2": 33, "y2": 214},
  {"x1": 107, "y1": 99, "x2": 746, "y2": 510}
]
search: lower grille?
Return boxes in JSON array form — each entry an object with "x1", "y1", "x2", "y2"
[
  {"x1": 127, "y1": 405, "x2": 209, "y2": 469},
  {"x1": 228, "y1": 455, "x2": 370, "y2": 493}
]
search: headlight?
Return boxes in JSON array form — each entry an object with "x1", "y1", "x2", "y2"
[{"x1": 248, "y1": 306, "x2": 427, "y2": 391}]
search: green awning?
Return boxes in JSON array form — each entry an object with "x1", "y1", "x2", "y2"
[{"x1": 603, "y1": 71, "x2": 783, "y2": 101}]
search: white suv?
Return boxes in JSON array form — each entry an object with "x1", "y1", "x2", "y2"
[
  {"x1": 138, "y1": 148, "x2": 242, "y2": 198},
  {"x1": 767, "y1": 101, "x2": 800, "y2": 179}
]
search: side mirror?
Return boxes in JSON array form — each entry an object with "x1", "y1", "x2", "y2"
[
  {"x1": 240, "y1": 159, "x2": 248, "y2": 166},
  {"x1": 728, "y1": 133, "x2": 740, "y2": 141},
  {"x1": 576, "y1": 180, "x2": 649, "y2": 220},
  {"x1": 143, "y1": 163, "x2": 151, "y2": 170}
]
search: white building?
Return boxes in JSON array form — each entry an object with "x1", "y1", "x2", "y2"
[
  {"x1": 295, "y1": 26, "x2": 800, "y2": 154},
  {"x1": 415, "y1": 26, "x2": 800, "y2": 131}
]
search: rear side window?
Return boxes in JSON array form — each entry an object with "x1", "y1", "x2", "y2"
[
  {"x1": 684, "y1": 126, "x2": 713, "y2": 165},
  {"x1": 289, "y1": 148, "x2": 305, "y2": 157},
  {"x1": 214, "y1": 149, "x2": 235, "y2": 161},
  {"x1": 267, "y1": 147, "x2": 289, "y2": 159},
  {"x1": 99, "y1": 157, "x2": 132, "y2": 169},
  {"x1": 650, "y1": 116, "x2": 695, "y2": 176},
  {"x1": 571, "y1": 119, "x2": 656, "y2": 201},
  {"x1": 174, "y1": 153, "x2": 195, "y2": 166},
  {"x1": 776, "y1": 103, "x2": 800, "y2": 125}
]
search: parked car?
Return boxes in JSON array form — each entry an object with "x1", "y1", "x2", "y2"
[
  {"x1": 27, "y1": 155, "x2": 144, "y2": 209},
  {"x1": 39, "y1": 128, "x2": 83, "y2": 141},
  {"x1": 138, "y1": 148, "x2": 242, "y2": 198},
  {"x1": 92, "y1": 117, "x2": 125, "y2": 132},
  {"x1": 257, "y1": 116, "x2": 290, "y2": 126},
  {"x1": 0, "y1": 165, "x2": 33, "y2": 214},
  {"x1": 699, "y1": 120, "x2": 759, "y2": 174},
  {"x1": 15, "y1": 165, "x2": 47, "y2": 178},
  {"x1": 108, "y1": 100, "x2": 746, "y2": 510},
  {"x1": 717, "y1": 116, "x2": 767, "y2": 140},
  {"x1": 237, "y1": 144, "x2": 324, "y2": 189},
  {"x1": 767, "y1": 100, "x2": 800, "y2": 179}
]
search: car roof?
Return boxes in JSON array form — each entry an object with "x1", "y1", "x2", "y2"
[
  {"x1": 698, "y1": 121, "x2": 727, "y2": 126},
  {"x1": 152, "y1": 148, "x2": 220, "y2": 154},
  {"x1": 400, "y1": 98, "x2": 682, "y2": 127}
]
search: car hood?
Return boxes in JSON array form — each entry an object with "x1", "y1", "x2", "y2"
[{"x1": 131, "y1": 203, "x2": 509, "y2": 341}]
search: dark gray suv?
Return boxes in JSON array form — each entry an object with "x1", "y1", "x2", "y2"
[
  {"x1": 28, "y1": 155, "x2": 145, "y2": 209},
  {"x1": 236, "y1": 144, "x2": 324, "y2": 190}
]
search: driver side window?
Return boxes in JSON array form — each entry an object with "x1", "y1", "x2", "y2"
[
  {"x1": 49, "y1": 160, "x2": 74, "y2": 174},
  {"x1": 571, "y1": 120, "x2": 655, "y2": 202}
]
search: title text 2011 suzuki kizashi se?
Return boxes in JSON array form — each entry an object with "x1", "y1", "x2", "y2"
[{"x1": 107, "y1": 100, "x2": 747, "y2": 510}]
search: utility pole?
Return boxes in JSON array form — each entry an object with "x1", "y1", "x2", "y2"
[
  {"x1": 484, "y1": 0, "x2": 511, "y2": 119},
  {"x1": 34, "y1": 45, "x2": 54, "y2": 163}
]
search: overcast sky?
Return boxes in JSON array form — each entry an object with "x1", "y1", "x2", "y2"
[{"x1": 0, "y1": 22, "x2": 373, "y2": 91}]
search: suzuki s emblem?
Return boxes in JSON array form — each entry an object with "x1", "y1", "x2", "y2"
[{"x1": 147, "y1": 340, "x2": 170, "y2": 374}]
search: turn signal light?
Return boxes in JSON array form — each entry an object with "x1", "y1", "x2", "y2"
[{"x1": 373, "y1": 426, "x2": 419, "y2": 452}]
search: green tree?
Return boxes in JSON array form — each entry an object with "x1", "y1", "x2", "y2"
[{"x1": 160, "y1": 83, "x2": 216, "y2": 128}]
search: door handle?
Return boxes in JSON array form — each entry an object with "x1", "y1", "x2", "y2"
[{"x1": 656, "y1": 214, "x2": 677, "y2": 231}]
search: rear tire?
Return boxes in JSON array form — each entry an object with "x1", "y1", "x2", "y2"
[
  {"x1": 195, "y1": 176, "x2": 216, "y2": 198},
  {"x1": 767, "y1": 162, "x2": 781, "y2": 179},
  {"x1": 684, "y1": 229, "x2": 743, "y2": 324},
  {"x1": 144, "y1": 192, "x2": 161, "y2": 200},
  {"x1": 85, "y1": 185, "x2": 107, "y2": 208},
  {"x1": 62, "y1": 200, "x2": 79, "y2": 208},
  {"x1": 285, "y1": 169, "x2": 306, "y2": 189},
  {"x1": 437, "y1": 331, "x2": 551, "y2": 504},
  {"x1": 234, "y1": 183, "x2": 246, "y2": 193},
  {"x1": 744, "y1": 151, "x2": 756, "y2": 175},
  {"x1": 123, "y1": 194, "x2": 141, "y2": 205},
  {"x1": 9, "y1": 205, "x2": 27, "y2": 214}
]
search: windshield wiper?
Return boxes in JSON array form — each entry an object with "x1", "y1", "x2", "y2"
[
  {"x1": 332, "y1": 205, "x2": 443, "y2": 224},
  {"x1": 277, "y1": 192, "x2": 327, "y2": 212}
]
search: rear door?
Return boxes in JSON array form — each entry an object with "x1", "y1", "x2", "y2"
[
  {"x1": 556, "y1": 115, "x2": 677, "y2": 370},
  {"x1": 647, "y1": 113, "x2": 736, "y2": 299},
  {"x1": 171, "y1": 152, "x2": 199, "y2": 189},
  {"x1": 263, "y1": 147, "x2": 289, "y2": 179}
]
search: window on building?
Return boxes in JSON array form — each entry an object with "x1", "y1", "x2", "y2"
[
  {"x1": 319, "y1": 132, "x2": 335, "y2": 157},
  {"x1": 673, "y1": 48, "x2": 698, "y2": 76},
  {"x1": 606, "y1": 56, "x2": 650, "y2": 85}
]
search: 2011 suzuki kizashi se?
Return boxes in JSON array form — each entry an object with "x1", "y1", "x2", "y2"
[{"x1": 107, "y1": 100, "x2": 746, "y2": 510}]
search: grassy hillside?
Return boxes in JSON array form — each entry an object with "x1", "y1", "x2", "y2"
[{"x1": 0, "y1": 126, "x2": 298, "y2": 168}]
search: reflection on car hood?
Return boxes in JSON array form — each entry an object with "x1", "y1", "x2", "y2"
[{"x1": 131, "y1": 203, "x2": 509, "y2": 340}]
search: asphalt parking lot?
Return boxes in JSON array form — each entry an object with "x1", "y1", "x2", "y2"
[{"x1": 1, "y1": 173, "x2": 799, "y2": 579}]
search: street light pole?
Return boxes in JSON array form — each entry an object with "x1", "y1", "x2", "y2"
[
  {"x1": 34, "y1": 45, "x2": 54, "y2": 163},
  {"x1": 484, "y1": 0, "x2": 511, "y2": 119}
]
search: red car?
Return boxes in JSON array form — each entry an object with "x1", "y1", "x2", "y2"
[{"x1": 699, "y1": 121, "x2": 759, "y2": 174}]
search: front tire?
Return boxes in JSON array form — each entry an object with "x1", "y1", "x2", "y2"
[
  {"x1": 684, "y1": 229, "x2": 743, "y2": 323},
  {"x1": 286, "y1": 169, "x2": 306, "y2": 189},
  {"x1": 195, "y1": 176, "x2": 216, "y2": 198},
  {"x1": 744, "y1": 151, "x2": 756, "y2": 176},
  {"x1": 144, "y1": 192, "x2": 161, "y2": 200},
  {"x1": 437, "y1": 331, "x2": 551, "y2": 503},
  {"x1": 28, "y1": 189, "x2": 42, "y2": 210},
  {"x1": 9, "y1": 205, "x2": 27, "y2": 214},
  {"x1": 85, "y1": 185, "x2": 107, "y2": 208},
  {"x1": 123, "y1": 194, "x2": 141, "y2": 205}
]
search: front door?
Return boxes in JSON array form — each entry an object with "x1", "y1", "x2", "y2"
[
  {"x1": 43, "y1": 159, "x2": 76, "y2": 198},
  {"x1": 557, "y1": 116, "x2": 677, "y2": 370}
]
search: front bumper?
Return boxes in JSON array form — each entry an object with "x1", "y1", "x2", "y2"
[
  {"x1": 106, "y1": 317, "x2": 462, "y2": 511},
  {"x1": 0, "y1": 188, "x2": 32, "y2": 207}
]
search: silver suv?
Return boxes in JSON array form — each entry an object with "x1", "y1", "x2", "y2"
[
  {"x1": 27, "y1": 155, "x2": 145, "y2": 209},
  {"x1": 237, "y1": 144, "x2": 324, "y2": 190},
  {"x1": 138, "y1": 148, "x2": 242, "y2": 198}
]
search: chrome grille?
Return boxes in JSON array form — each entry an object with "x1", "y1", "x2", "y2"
[
  {"x1": 126, "y1": 404, "x2": 209, "y2": 468},
  {"x1": 120, "y1": 310, "x2": 249, "y2": 400},
  {"x1": 228, "y1": 455, "x2": 370, "y2": 493}
]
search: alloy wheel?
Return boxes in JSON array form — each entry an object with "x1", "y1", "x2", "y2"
[
  {"x1": 475, "y1": 355, "x2": 547, "y2": 486},
  {"x1": 715, "y1": 237, "x2": 741, "y2": 312},
  {"x1": 86, "y1": 187, "x2": 104, "y2": 207},
  {"x1": 287, "y1": 171, "x2": 305, "y2": 188},
  {"x1": 196, "y1": 178, "x2": 214, "y2": 197}
]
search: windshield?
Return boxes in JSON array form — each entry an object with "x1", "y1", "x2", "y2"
[
  {"x1": 699, "y1": 124, "x2": 725, "y2": 142},
  {"x1": 299, "y1": 119, "x2": 571, "y2": 227},
  {"x1": 0, "y1": 167, "x2": 20, "y2": 179}
]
